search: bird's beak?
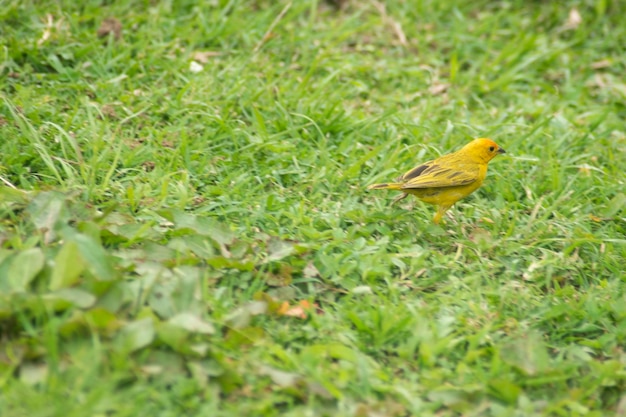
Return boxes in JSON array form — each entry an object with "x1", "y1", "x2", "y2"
[{"x1": 497, "y1": 148, "x2": 506, "y2": 154}]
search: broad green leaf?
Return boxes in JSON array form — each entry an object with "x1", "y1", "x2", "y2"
[
  {"x1": 71, "y1": 233, "x2": 116, "y2": 280},
  {"x1": 53, "y1": 288, "x2": 96, "y2": 308},
  {"x1": 225, "y1": 301, "x2": 268, "y2": 329},
  {"x1": 41, "y1": 289, "x2": 96, "y2": 311},
  {"x1": 60, "y1": 308, "x2": 121, "y2": 337},
  {"x1": 157, "y1": 322, "x2": 189, "y2": 351},
  {"x1": 224, "y1": 326, "x2": 265, "y2": 348},
  {"x1": 0, "y1": 253, "x2": 12, "y2": 292},
  {"x1": 603, "y1": 193, "x2": 626, "y2": 217},
  {"x1": 96, "y1": 281, "x2": 129, "y2": 313},
  {"x1": 189, "y1": 343, "x2": 209, "y2": 357},
  {"x1": 84, "y1": 308, "x2": 122, "y2": 334},
  {"x1": 0, "y1": 186, "x2": 29, "y2": 204},
  {"x1": 27, "y1": 191, "x2": 68, "y2": 244},
  {"x1": 500, "y1": 331, "x2": 551, "y2": 375},
  {"x1": 50, "y1": 241, "x2": 85, "y2": 290},
  {"x1": 8, "y1": 248, "x2": 45, "y2": 291},
  {"x1": 142, "y1": 350, "x2": 187, "y2": 383},
  {"x1": 148, "y1": 287, "x2": 177, "y2": 319},
  {"x1": 116, "y1": 318, "x2": 155, "y2": 353},
  {"x1": 169, "y1": 236, "x2": 216, "y2": 258},
  {"x1": 0, "y1": 249, "x2": 12, "y2": 266},
  {"x1": 428, "y1": 387, "x2": 471, "y2": 406},
  {"x1": 302, "y1": 344, "x2": 359, "y2": 362},
  {"x1": 488, "y1": 379, "x2": 522, "y2": 404},
  {"x1": 165, "y1": 210, "x2": 235, "y2": 245},
  {"x1": 187, "y1": 361, "x2": 210, "y2": 388},
  {"x1": 206, "y1": 256, "x2": 254, "y2": 270},
  {"x1": 259, "y1": 365, "x2": 300, "y2": 387},
  {"x1": 266, "y1": 239, "x2": 294, "y2": 262},
  {"x1": 168, "y1": 312, "x2": 215, "y2": 335}
]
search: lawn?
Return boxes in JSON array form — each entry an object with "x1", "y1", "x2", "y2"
[{"x1": 1, "y1": 0, "x2": 625, "y2": 416}]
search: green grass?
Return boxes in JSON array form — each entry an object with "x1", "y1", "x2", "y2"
[{"x1": 1, "y1": 0, "x2": 626, "y2": 415}]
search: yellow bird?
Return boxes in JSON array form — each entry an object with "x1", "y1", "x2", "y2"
[{"x1": 368, "y1": 138, "x2": 506, "y2": 224}]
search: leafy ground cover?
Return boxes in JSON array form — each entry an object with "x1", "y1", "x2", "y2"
[{"x1": 1, "y1": 0, "x2": 625, "y2": 416}]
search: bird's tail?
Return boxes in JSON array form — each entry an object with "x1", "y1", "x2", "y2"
[{"x1": 367, "y1": 182, "x2": 403, "y2": 190}]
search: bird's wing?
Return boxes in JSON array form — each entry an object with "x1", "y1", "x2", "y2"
[{"x1": 400, "y1": 160, "x2": 479, "y2": 189}]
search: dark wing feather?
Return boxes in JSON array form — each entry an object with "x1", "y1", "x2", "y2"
[
  {"x1": 401, "y1": 163, "x2": 479, "y2": 189},
  {"x1": 401, "y1": 163, "x2": 430, "y2": 181}
]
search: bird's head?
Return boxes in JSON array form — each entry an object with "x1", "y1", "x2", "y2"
[{"x1": 462, "y1": 138, "x2": 506, "y2": 163}]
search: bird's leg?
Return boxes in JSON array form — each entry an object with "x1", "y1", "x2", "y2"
[
  {"x1": 433, "y1": 205, "x2": 452, "y2": 225},
  {"x1": 391, "y1": 192, "x2": 409, "y2": 206}
]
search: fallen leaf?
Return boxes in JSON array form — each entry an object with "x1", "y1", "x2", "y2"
[
  {"x1": 283, "y1": 305, "x2": 306, "y2": 318},
  {"x1": 19, "y1": 362, "x2": 48, "y2": 386},
  {"x1": 38, "y1": 14, "x2": 56, "y2": 46},
  {"x1": 275, "y1": 301, "x2": 289, "y2": 315},
  {"x1": 189, "y1": 61, "x2": 203, "y2": 73},
  {"x1": 564, "y1": 8, "x2": 582, "y2": 30},
  {"x1": 259, "y1": 365, "x2": 300, "y2": 387},
  {"x1": 101, "y1": 104, "x2": 117, "y2": 119},
  {"x1": 266, "y1": 239, "x2": 294, "y2": 262},
  {"x1": 192, "y1": 51, "x2": 221, "y2": 63},
  {"x1": 469, "y1": 227, "x2": 493, "y2": 244},
  {"x1": 142, "y1": 161, "x2": 156, "y2": 171},
  {"x1": 371, "y1": 0, "x2": 407, "y2": 46},
  {"x1": 266, "y1": 264, "x2": 293, "y2": 287},
  {"x1": 225, "y1": 301, "x2": 268, "y2": 329},
  {"x1": 168, "y1": 312, "x2": 215, "y2": 335},
  {"x1": 591, "y1": 59, "x2": 611, "y2": 70},
  {"x1": 429, "y1": 82, "x2": 449, "y2": 96},
  {"x1": 351, "y1": 285, "x2": 372, "y2": 295},
  {"x1": 97, "y1": 17, "x2": 122, "y2": 40},
  {"x1": 279, "y1": 300, "x2": 316, "y2": 319},
  {"x1": 303, "y1": 262, "x2": 320, "y2": 278},
  {"x1": 189, "y1": 343, "x2": 210, "y2": 356},
  {"x1": 140, "y1": 364, "x2": 163, "y2": 376}
]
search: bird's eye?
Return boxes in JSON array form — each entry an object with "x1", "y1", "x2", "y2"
[{"x1": 489, "y1": 146, "x2": 495, "y2": 152}]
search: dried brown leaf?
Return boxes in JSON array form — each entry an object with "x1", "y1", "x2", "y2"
[
  {"x1": 142, "y1": 161, "x2": 155, "y2": 172},
  {"x1": 591, "y1": 59, "x2": 611, "y2": 70},
  {"x1": 371, "y1": 0, "x2": 407, "y2": 46},
  {"x1": 266, "y1": 264, "x2": 293, "y2": 287},
  {"x1": 303, "y1": 262, "x2": 320, "y2": 278},
  {"x1": 98, "y1": 17, "x2": 122, "y2": 40},
  {"x1": 101, "y1": 104, "x2": 117, "y2": 119},
  {"x1": 192, "y1": 51, "x2": 222, "y2": 63},
  {"x1": 280, "y1": 300, "x2": 317, "y2": 319},
  {"x1": 564, "y1": 8, "x2": 582, "y2": 30},
  {"x1": 429, "y1": 83, "x2": 449, "y2": 96}
]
